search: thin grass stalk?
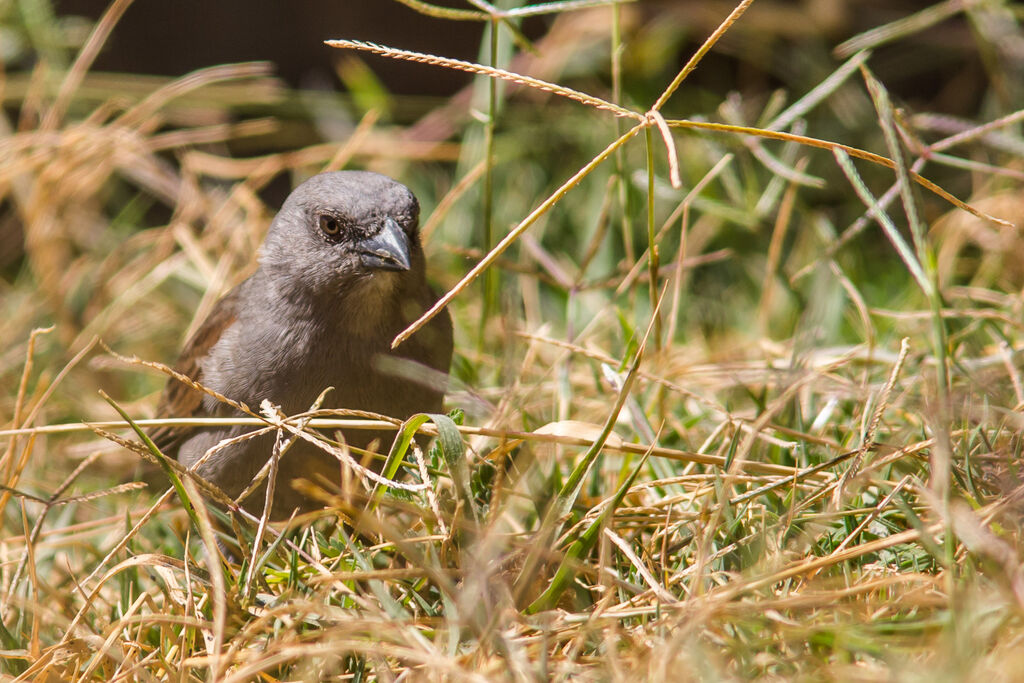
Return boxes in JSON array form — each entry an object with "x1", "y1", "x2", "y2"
[
  {"x1": 526, "y1": 451, "x2": 652, "y2": 612},
  {"x1": 611, "y1": 2, "x2": 635, "y2": 267},
  {"x1": 862, "y1": 66, "x2": 957, "y2": 600},
  {"x1": 39, "y1": 0, "x2": 134, "y2": 131},
  {"x1": 644, "y1": 127, "x2": 661, "y2": 349},
  {"x1": 766, "y1": 49, "x2": 872, "y2": 132},
  {"x1": 650, "y1": 0, "x2": 756, "y2": 112},
  {"x1": 481, "y1": 17, "x2": 500, "y2": 340},
  {"x1": 0, "y1": 327, "x2": 52, "y2": 528},
  {"x1": 513, "y1": 287, "x2": 663, "y2": 607},
  {"x1": 834, "y1": 0, "x2": 965, "y2": 58},
  {"x1": 506, "y1": 0, "x2": 633, "y2": 18},
  {"x1": 391, "y1": 0, "x2": 487, "y2": 21},
  {"x1": 666, "y1": 118, "x2": 1012, "y2": 227},
  {"x1": 325, "y1": 39, "x2": 638, "y2": 119},
  {"x1": 863, "y1": 69, "x2": 950, "y2": 399},
  {"x1": 393, "y1": 123, "x2": 644, "y2": 348}
]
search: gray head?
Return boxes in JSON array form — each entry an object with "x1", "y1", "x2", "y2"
[{"x1": 259, "y1": 171, "x2": 423, "y2": 299}]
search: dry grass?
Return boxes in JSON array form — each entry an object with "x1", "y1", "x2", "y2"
[{"x1": 4, "y1": 0, "x2": 1024, "y2": 680}]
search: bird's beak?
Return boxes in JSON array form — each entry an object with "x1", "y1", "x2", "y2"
[{"x1": 356, "y1": 217, "x2": 411, "y2": 272}]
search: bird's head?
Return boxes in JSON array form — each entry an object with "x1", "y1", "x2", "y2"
[{"x1": 260, "y1": 171, "x2": 424, "y2": 302}]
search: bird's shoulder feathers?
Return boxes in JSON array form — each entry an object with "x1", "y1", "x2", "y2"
[{"x1": 149, "y1": 285, "x2": 242, "y2": 454}]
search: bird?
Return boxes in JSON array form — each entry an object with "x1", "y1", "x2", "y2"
[{"x1": 149, "y1": 171, "x2": 453, "y2": 519}]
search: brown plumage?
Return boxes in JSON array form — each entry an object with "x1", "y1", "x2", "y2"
[{"x1": 149, "y1": 288, "x2": 239, "y2": 456}]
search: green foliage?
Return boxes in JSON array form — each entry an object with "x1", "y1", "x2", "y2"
[{"x1": 4, "y1": 0, "x2": 1024, "y2": 680}]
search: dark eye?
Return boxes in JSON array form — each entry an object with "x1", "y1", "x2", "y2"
[{"x1": 319, "y1": 215, "x2": 341, "y2": 236}]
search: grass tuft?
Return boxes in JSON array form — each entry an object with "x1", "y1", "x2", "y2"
[{"x1": 4, "y1": 0, "x2": 1024, "y2": 679}]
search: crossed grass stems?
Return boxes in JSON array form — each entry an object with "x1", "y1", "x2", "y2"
[{"x1": 3, "y1": 0, "x2": 1024, "y2": 678}]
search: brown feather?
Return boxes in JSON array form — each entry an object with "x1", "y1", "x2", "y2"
[{"x1": 148, "y1": 287, "x2": 240, "y2": 454}]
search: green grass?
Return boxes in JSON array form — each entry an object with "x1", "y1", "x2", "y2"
[{"x1": 4, "y1": 0, "x2": 1024, "y2": 680}]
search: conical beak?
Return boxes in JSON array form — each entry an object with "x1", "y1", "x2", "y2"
[{"x1": 356, "y1": 217, "x2": 411, "y2": 272}]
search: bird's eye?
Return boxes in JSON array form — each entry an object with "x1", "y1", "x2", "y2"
[{"x1": 318, "y1": 215, "x2": 341, "y2": 236}]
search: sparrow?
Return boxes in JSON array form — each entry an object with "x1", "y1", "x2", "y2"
[{"x1": 150, "y1": 171, "x2": 453, "y2": 518}]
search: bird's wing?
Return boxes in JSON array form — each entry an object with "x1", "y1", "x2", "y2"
[{"x1": 148, "y1": 286, "x2": 241, "y2": 456}]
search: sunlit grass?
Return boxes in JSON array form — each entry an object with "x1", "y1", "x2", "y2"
[{"x1": 3, "y1": 0, "x2": 1024, "y2": 680}]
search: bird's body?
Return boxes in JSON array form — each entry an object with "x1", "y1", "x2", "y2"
[{"x1": 151, "y1": 171, "x2": 452, "y2": 518}]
